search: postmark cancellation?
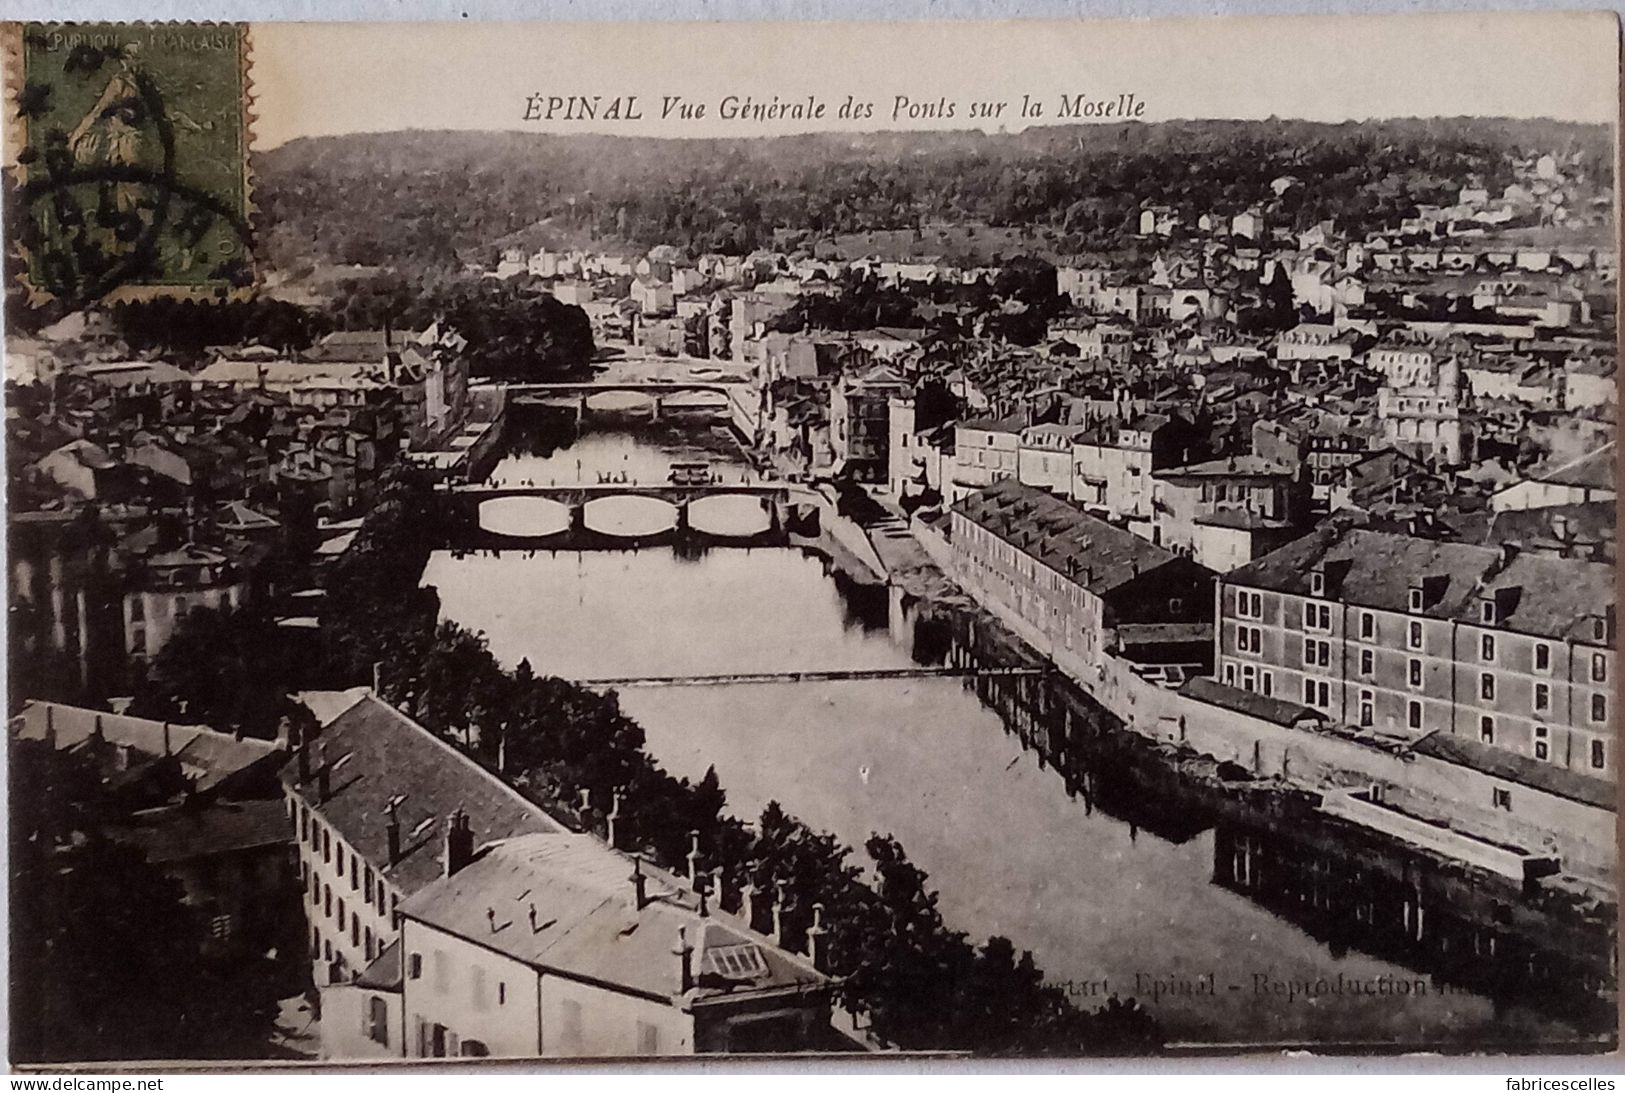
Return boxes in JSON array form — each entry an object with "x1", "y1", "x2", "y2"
[{"x1": 4, "y1": 22, "x2": 256, "y2": 308}]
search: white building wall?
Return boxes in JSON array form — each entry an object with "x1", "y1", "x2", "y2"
[
  {"x1": 541, "y1": 975, "x2": 693, "y2": 1057},
  {"x1": 290, "y1": 789, "x2": 404, "y2": 986},
  {"x1": 401, "y1": 918, "x2": 544, "y2": 1058},
  {"x1": 322, "y1": 984, "x2": 402, "y2": 1060}
]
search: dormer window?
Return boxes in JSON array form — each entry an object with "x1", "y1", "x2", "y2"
[
  {"x1": 1480, "y1": 600, "x2": 1496, "y2": 625},
  {"x1": 1309, "y1": 571, "x2": 1325, "y2": 597},
  {"x1": 1407, "y1": 587, "x2": 1423, "y2": 613}
]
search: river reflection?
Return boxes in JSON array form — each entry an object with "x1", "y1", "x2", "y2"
[{"x1": 423, "y1": 538, "x2": 1582, "y2": 1047}]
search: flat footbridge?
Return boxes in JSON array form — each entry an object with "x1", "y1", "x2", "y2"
[{"x1": 572, "y1": 666, "x2": 1051, "y2": 687}]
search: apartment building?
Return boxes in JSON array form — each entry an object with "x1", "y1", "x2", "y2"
[
  {"x1": 1151, "y1": 455, "x2": 1308, "y2": 574},
  {"x1": 122, "y1": 544, "x2": 248, "y2": 665},
  {"x1": 949, "y1": 481, "x2": 1213, "y2": 677},
  {"x1": 1216, "y1": 526, "x2": 1616, "y2": 781},
  {"x1": 1070, "y1": 413, "x2": 1201, "y2": 530},
  {"x1": 947, "y1": 416, "x2": 1023, "y2": 503},
  {"x1": 368, "y1": 833, "x2": 839, "y2": 1058},
  {"x1": 282, "y1": 694, "x2": 565, "y2": 990},
  {"x1": 1369, "y1": 341, "x2": 1467, "y2": 466},
  {"x1": 295, "y1": 695, "x2": 844, "y2": 1059},
  {"x1": 830, "y1": 364, "x2": 908, "y2": 482},
  {"x1": 1017, "y1": 424, "x2": 1084, "y2": 497}
]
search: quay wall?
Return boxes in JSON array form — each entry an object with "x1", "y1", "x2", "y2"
[
  {"x1": 816, "y1": 496, "x2": 889, "y2": 583},
  {"x1": 913, "y1": 515, "x2": 1616, "y2": 878}
]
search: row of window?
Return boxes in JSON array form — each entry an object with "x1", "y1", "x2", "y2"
[
  {"x1": 1300, "y1": 655, "x2": 1606, "y2": 723},
  {"x1": 306, "y1": 866, "x2": 388, "y2": 962},
  {"x1": 293, "y1": 800, "x2": 399, "y2": 925},
  {"x1": 1244, "y1": 596, "x2": 1611, "y2": 683},
  {"x1": 1234, "y1": 615, "x2": 1609, "y2": 685},
  {"x1": 1224, "y1": 662, "x2": 1610, "y2": 769}
]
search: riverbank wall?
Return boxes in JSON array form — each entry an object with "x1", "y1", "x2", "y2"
[
  {"x1": 788, "y1": 491, "x2": 889, "y2": 585},
  {"x1": 946, "y1": 602, "x2": 1619, "y2": 1033},
  {"x1": 906, "y1": 511, "x2": 1615, "y2": 884}
]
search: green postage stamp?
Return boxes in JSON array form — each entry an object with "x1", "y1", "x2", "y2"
[{"x1": 6, "y1": 22, "x2": 255, "y2": 306}]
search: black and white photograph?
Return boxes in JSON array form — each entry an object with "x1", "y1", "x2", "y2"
[{"x1": 1, "y1": 12, "x2": 1618, "y2": 1066}]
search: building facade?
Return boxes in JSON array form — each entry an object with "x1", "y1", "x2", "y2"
[
  {"x1": 1216, "y1": 527, "x2": 1616, "y2": 781},
  {"x1": 947, "y1": 417, "x2": 1023, "y2": 503},
  {"x1": 1370, "y1": 343, "x2": 1466, "y2": 466},
  {"x1": 830, "y1": 365, "x2": 908, "y2": 482},
  {"x1": 1151, "y1": 456, "x2": 1307, "y2": 574},
  {"x1": 949, "y1": 481, "x2": 1214, "y2": 678},
  {"x1": 283, "y1": 694, "x2": 566, "y2": 990}
]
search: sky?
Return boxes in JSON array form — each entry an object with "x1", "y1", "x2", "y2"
[{"x1": 247, "y1": 13, "x2": 1619, "y2": 149}]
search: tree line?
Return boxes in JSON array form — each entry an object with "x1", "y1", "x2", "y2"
[{"x1": 254, "y1": 119, "x2": 1611, "y2": 275}]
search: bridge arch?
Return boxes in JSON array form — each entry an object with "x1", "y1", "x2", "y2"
[
  {"x1": 478, "y1": 495, "x2": 571, "y2": 537},
  {"x1": 582, "y1": 494, "x2": 679, "y2": 537},
  {"x1": 686, "y1": 492, "x2": 774, "y2": 537}
]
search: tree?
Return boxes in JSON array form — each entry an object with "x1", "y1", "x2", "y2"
[
  {"x1": 913, "y1": 377, "x2": 961, "y2": 433},
  {"x1": 129, "y1": 604, "x2": 316, "y2": 741}
]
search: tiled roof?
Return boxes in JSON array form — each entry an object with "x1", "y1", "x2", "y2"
[
  {"x1": 1530, "y1": 442, "x2": 1615, "y2": 490},
  {"x1": 280, "y1": 695, "x2": 566, "y2": 900},
  {"x1": 1154, "y1": 454, "x2": 1296, "y2": 482},
  {"x1": 952, "y1": 480, "x2": 1189, "y2": 597},
  {"x1": 1412, "y1": 733, "x2": 1614, "y2": 811},
  {"x1": 1448, "y1": 501, "x2": 1616, "y2": 552},
  {"x1": 107, "y1": 798, "x2": 292, "y2": 864},
  {"x1": 1475, "y1": 552, "x2": 1616, "y2": 643},
  {"x1": 292, "y1": 688, "x2": 371, "y2": 727},
  {"x1": 219, "y1": 502, "x2": 279, "y2": 531},
  {"x1": 11, "y1": 701, "x2": 279, "y2": 793},
  {"x1": 193, "y1": 360, "x2": 395, "y2": 387},
  {"x1": 1225, "y1": 526, "x2": 1613, "y2": 641},
  {"x1": 957, "y1": 415, "x2": 1025, "y2": 435},
  {"x1": 1181, "y1": 677, "x2": 1326, "y2": 729},
  {"x1": 357, "y1": 939, "x2": 403, "y2": 990},
  {"x1": 400, "y1": 833, "x2": 825, "y2": 1004}
]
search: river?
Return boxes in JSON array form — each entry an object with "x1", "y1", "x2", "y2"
[{"x1": 422, "y1": 409, "x2": 1582, "y2": 1048}]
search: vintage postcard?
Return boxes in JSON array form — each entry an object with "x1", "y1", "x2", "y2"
[{"x1": 2, "y1": 12, "x2": 1618, "y2": 1066}]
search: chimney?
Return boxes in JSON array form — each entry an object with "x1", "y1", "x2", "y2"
[
  {"x1": 385, "y1": 799, "x2": 402, "y2": 866},
  {"x1": 630, "y1": 855, "x2": 649, "y2": 911},
  {"x1": 92, "y1": 714, "x2": 104, "y2": 741},
  {"x1": 315, "y1": 742, "x2": 330, "y2": 803},
  {"x1": 710, "y1": 867, "x2": 726, "y2": 914},
  {"x1": 807, "y1": 903, "x2": 828, "y2": 972},
  {"x1": 606, "y1": 789, "x2": 623, "y2": 850},
  {"x1": 44, "y1": 705, "x2": 56, "y2": 749},
  {"x1": 444, "y1": 808, "x2": 474, "y2": 877},
  {"x1": 686, "y1": 830, "x2": 702, "y2": 886},
  {"x1": 771, "y1": 879, "x2": 788, "y2": 945},
  {"x1": 371, "y1": 660, "x2": 383, "y2": 694},
  {"x1": 738, "y1": 868, "x2": 757, "y2": 931},
  {"x1": 675, "y1": 925, "x2": 694, "y2": 994},
  {"x1": 295, "y1": 725, "x2": 310, "y2": 783}
]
